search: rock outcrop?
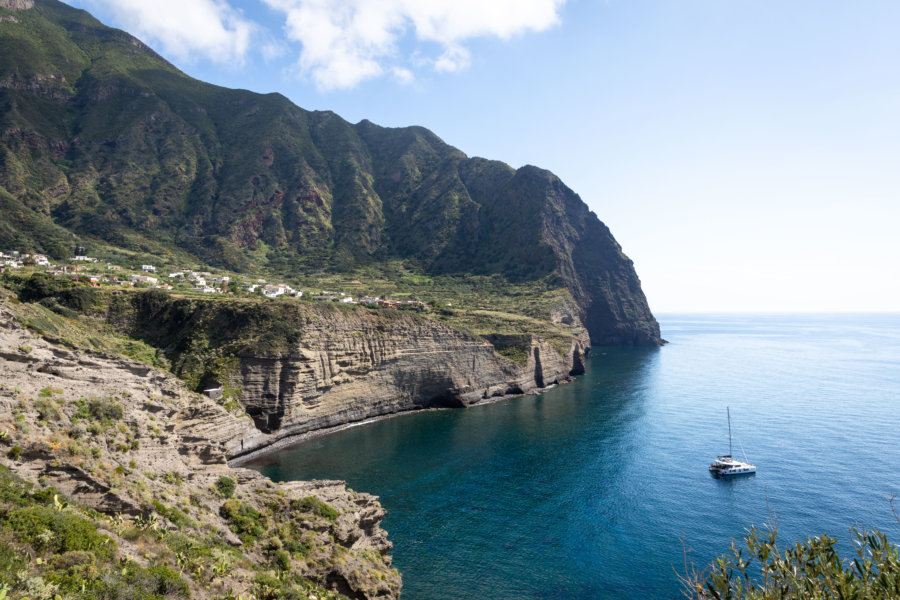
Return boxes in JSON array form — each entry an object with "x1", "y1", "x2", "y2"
[
  {"x1": 0, "y1": 299, "x2": 402, "y2": 599},
  {"x1": 0, "y1": 0, "x2": 34, "y2": 10},
  {"x1": 110, "y1": 294, "x2": 590, "y2": 460}
]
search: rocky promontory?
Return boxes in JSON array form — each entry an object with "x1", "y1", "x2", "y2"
[{"x1": 0, "y1": 296, "x2": 402, "y2": 599}]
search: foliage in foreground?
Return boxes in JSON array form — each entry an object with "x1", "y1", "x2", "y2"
[{"x1": 682, "y1": 524, "x2": 900, "y2": 599}]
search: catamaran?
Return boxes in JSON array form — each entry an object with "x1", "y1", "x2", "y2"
[{"x1": 709, "y1": 407, "x2": 756, "y2": 476}]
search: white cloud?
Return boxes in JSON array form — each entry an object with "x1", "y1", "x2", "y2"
[
  {"x1": 433, "y1": 45, "x2": 470, "y2": 73},
  {"x1": 391, "y1": 66, "x2": 415, "y2": 85},
  {"x1": 264, "y1": 0, "x2": 565, "y2": 90},
  {"x1": 80, "y1": 0, "x2": 256, "y2": 65}
]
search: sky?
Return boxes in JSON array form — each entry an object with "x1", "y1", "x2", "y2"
[{"x1": 64, "y1": 0, "x2": 900, "y2": 313}]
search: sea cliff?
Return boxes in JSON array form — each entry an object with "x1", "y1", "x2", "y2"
[{"x1": 104, "y1": 292, "x2": 590, "y2": 461}]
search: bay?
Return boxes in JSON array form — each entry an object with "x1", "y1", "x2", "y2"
[{"x1": 247, "y1": 314, "x2": 900, "y2": 599}]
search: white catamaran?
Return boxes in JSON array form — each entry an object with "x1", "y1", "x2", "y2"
[{"x1": 709, "y1": 407, "x2": 756, "y2": 476}]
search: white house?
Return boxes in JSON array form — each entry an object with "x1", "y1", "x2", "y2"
[
  {"x1": 141, "y1": 265, "x2": 157, "y2": 273},
  {"x1": 129, "y1": 274, "x2": 158, "y2": 285}
]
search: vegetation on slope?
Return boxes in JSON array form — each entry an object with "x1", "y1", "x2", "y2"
[
  {"x1": 0, "y1": 287, "x2": 401, "y2": 599},
  {"x1": 0, "y1": 463, "x2": 376, "y2": 600},
  {"x1": 682, "y1": 522, "x2": 900, "y2": 599},
  {"x1": 0, "y1": 0, "x2": 661, "y2": 346},
  {"x1": 1, "y1": 271, "x2": 583, "y2": 390}
]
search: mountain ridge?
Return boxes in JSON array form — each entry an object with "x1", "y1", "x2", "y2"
[{"x1": 0, "y1": 0, "x2": 661, "y2": 345}]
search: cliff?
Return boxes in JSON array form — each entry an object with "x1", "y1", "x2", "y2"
[
  {"x1": 104, "y1": 291, "x2": 590, "y2": 459},
  {"x1": 0, "y1": 0, "x2": 33, "y2": 10},
  {"x1": 0, "y1": 294, "x2": 402, "y2": 599},
  {"x1": 0, "y1": 0, "x2": 661, "y2": 346}
]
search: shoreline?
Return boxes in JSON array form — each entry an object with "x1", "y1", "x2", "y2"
[{"x1": 228, "y1": 381, "x2": 564, "y2": 468}]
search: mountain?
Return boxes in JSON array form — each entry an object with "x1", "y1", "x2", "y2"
[{"x1": 0, "y1": 0, "x2": 662, "y2": 345}]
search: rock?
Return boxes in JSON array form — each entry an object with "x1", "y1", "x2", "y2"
[
  {"x1": 0, "y1": 0, "x2": 34, "y2": 9},
  {"x1": 0, "y1": 301, "x2": 402, "y2": 599},
  {"x1": 117, "y1": 296, "x2": 590, "y2": 458}
]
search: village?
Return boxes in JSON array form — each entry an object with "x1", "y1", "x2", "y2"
[{"x1": 0, "y1": 250, "x2": 430, "y2": 311}]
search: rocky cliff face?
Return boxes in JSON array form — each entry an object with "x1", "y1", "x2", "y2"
[
  {"x1": 0, "y1": 0, "x2": 662, "y2": 346},
  {"x1": 232, "y1": 318, "x2": 588, "y2": 458},
  {"x1": 0, "y1": 0, "x2": 33, "y2": 10},
  {"x1": 111, "y1": 294, "x2": 590, "y2": 459},
  {"x1": 0, "y1": 298, "x2": 402, "y2": 599}
]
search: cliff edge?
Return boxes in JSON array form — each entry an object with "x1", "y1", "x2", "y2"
[
  {"x1": 105, "y1": 292, "x2": 590, "y2": 460},
  {"x1": 0, "y1": 295, "x2": 402, "y2": 599}
]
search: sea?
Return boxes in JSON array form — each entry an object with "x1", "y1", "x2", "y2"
[{"x1": 247, "y1": 313, "x2": 900, "y2": 599}]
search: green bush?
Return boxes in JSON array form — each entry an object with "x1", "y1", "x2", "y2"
[
  {"x1": 73, "y1": 397, "x2": 123, "y2": 423},
  {"x1": 273, "y1": 549, "x2": 291, "y2": 571},
  {"x1": 35, "y1": 398, "x2": 63, "y2": 422},
  {"x1": 3, "y1": 505, "x2": 116, "y2": 560},
  {"x1": 38, "y1": 386, "x2": 64, "y2": 398},
  {"x1": 215, "y1": 476, "x2": 236, "y2": 498},
  {"x1": 152, "y1": 501, "x2": 196, "y2": 530},
  {"x1": 18, "y1": 273, "x2": 74, "y2": 303},
  {"x1": 219, "y1": 499, "x2": 266, "y2": 542},
  {"x1": 683, "y1": 524, "x2": 900, "y2": 599},
  {"x1": 128, "y1": 564, "x2": 191, "y2": 598},
  {"x1": 292, "y1": 496, "x2": 338, "y2": 522}
]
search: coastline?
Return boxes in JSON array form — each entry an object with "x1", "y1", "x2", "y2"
[{"x1": 229, "y1": 381, "x2": 565, "y2": 467}]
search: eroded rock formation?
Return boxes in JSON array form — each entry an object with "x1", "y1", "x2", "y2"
[
  {"x1": 112, "y1": 295, "x2": 590, "y2": 460},
  {"x1": 0, "y1": 300, "x2": 402, "y2": 599}
]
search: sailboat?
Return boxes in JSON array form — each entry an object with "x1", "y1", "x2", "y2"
[{"x1": 709, "y1": 407, "x2": 756, "y2": 476}]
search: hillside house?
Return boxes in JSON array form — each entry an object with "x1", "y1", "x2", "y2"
[{"x1": 129, "y1": 274, "x2": 158, "y2": 285}]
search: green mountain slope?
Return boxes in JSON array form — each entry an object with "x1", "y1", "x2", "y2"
[{"x1": 0, "y1": 0, "x2": 662, "y2": 345}]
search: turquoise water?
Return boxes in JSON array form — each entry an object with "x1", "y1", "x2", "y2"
[{"x1": 249, "y1": 314, "x2": 900, "y2": 599}]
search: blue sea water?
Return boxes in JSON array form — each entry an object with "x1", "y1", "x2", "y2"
[{"x1": 249, "y1": 314, "x2": 900, "y2": 599}]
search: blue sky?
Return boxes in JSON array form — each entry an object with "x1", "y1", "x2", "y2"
[{"x1": 65, "y1": 0, "x2": 900, "y2": 312}]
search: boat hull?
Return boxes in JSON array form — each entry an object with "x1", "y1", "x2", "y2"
[{"x1": 709, "y1": 465, "x2": 756, "y2": 477}]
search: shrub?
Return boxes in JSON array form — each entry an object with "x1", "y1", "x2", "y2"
[
  {"x1": 18, "y1": 273, "x2": 73, "y2": 303},
  {"x1": 6, "y1": 446, "x2": 22, "y2": 460},
  {"x1": 35, "y1": 399, "x2": 62, "y2": 422},
  {"x1": 3, "y1": 505, "x2": 116, "y2": 560},
  {"x1": 683, "y1": 524, "x2": 900, "y2": 599},
  {"x1": 215, "y1": 476, "x2": 236, "y2": 498},
  {"x1": 273, "y1": 549, "x2": 291, "y2": 571},
  {"x1": 126, "y1": 564, "x2": 191, "y2": 599},
  {"x1": 73, "y1": 397, "x2": 123, "y2": 423},
  {"x1": 161, "y1": 472, "x2": 183, "y2": 486},
  {"x1": 219, "y1": 499, "x2": 266, "y2": 542},
  {"x1": 50, "y1": 549, "x2": 96, "y2": 569},
  {"x1": 152, "y1": 501, "x2": 196, "y2": 530},
  {"x1": 292, "y1": 496, "x2": 339, "y2": 522}
]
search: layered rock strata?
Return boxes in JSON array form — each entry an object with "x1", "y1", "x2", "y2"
[{"x1": 114, "y1": 295, "x2": 590, "y2": 461}]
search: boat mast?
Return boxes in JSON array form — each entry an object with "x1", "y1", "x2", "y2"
[{"x1": 727, "y1": 406, "x2": 733, "y2": 457}]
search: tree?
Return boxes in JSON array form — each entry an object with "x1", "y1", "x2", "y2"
[{"x1": 682, "y1": 524, "x2": 900, "y2": 599}]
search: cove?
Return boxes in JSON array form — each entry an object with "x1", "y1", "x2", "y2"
[{"x1": 246, "y1": 314, "x2": 900, "y2": 599}]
